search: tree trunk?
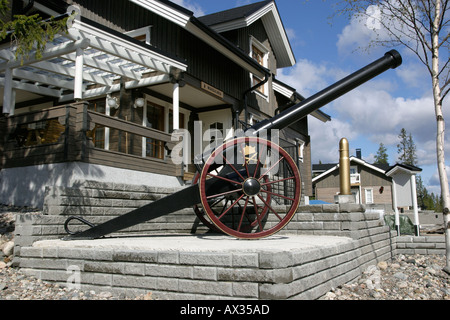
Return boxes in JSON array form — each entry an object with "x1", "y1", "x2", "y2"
[{"x1": 432, "y1": 0, "x2": 450, "y2": 274}]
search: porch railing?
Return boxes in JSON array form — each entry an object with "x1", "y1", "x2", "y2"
[{"x1": 0, "y1": 102, "x2": 181, "y2": 177}]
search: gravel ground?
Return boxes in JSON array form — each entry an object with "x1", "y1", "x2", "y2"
[
  {"x1": 1, "y1": 205, "x2": 450, "y2": 300},
  {"x1": 321, "y1": 254, "x2": 450, "y2": 300}
]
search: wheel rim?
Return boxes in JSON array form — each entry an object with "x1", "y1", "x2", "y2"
[
  {"x1": 199, "y1": 137, "x2": 301, "y2": 239},
  {"x1": 193, "y1": 172, "x2": 223, "y2": 233}
]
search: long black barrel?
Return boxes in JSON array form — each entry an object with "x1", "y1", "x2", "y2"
[{"x1": 251, "y1": 50, "x2": 402, "y2": 134}]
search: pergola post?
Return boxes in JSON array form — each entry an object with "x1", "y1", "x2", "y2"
[
  {"x1": 173, "y1": 81, "x2": 180, "y2": 131},
  {"x1": 74, "y1": 47, "x2": 84, "y2": 100},
  {"x1": 2, "y1": 68, "x2": 13, "y2": 115}
]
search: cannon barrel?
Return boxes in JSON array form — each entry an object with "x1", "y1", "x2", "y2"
[{"x1": 251, "y1": 50, "x2": 402, "y2": 134}]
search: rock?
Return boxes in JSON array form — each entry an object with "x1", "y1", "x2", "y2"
[
  {"x1": 393, "y1": 272, "x2": 408, "y2": 280},
  {"x1": 2, "y1": 241, "x2": 14, "y2": 257},
  {"x1": 98, "y1": 291, "x2": 113, "y2": 299},
  {"x1": 0, "y1": 261, "x2": 6, "y2": 269},
  {"x1": 322, "y1": 254, "x2": 450, "y2": 300},
  {"x1": 377, "y1": 261, "x2": 388, "y2": 270},
  {"x1": 365, "y1": 265, "x2": 378, "y2": 274},
  {"x1": 325, "y1": 292, "x2": 336, "y2": 299}
]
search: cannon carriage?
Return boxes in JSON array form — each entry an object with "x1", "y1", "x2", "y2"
[{"x1": 64, "y1": 50, "x2": 403, "y2": 240}]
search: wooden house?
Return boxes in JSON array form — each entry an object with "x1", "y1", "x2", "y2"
[
  {"x1": 0, "y1": 0, "x2": 330, "y2": 207},
  {"x1": 312, "y1": 156, "x2": 422, "y2": 214}
]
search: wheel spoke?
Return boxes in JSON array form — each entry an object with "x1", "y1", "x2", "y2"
[
  {"x1": 206, "y1": 188, "x2": 243, "y2": 200},
  {"x1": 258, "y1": 156, "x2": 285, "y2": 181},
  {"x1": 218, "y1": 194, "x2": 245, "y2": 220},
  {"x1": 222, "y1": 154, "x2": 246, "y2": 181},
  {"x1": 208, "y1": 196, "x2": 226, "y2": 208},
  {"x1": 237, "y1": 196, "x2": 250, "y2": 232},
  {"x1": 207, "y1": 173, "x2": 242, "y2": 185},
  {"x1": 257, "y1": 194, "x2": 283, "y2": 221},
  {"x1": 239, "y1": 143, "x2": 251, "y2": 177},
  {"x1": 251, "y1": 197, "x2": 264, "y2": 231},
  {"x1": 253, "y1": 145, "x2": 266, "y2": 178}
]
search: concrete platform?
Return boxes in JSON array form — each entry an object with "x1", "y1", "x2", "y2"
[
  {"x1": 18, "y1": 233, "x2": 393, "y2": 300},
  {"x1": 33, "y1": 234, "x2": 353, "y2": 253},
  {"x1": 14, "y1": 205, "x2": 400, "y2": 300}
]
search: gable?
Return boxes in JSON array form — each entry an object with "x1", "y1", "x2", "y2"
[{"x1": 198, "y1": 1, "x2": 295, "y2": 68}]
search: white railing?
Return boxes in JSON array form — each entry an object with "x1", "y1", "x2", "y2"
[{"x1": 351, "y1": 174, "x2": 360, "y2": 184}]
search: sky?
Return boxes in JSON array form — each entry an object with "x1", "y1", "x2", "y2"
[{"x1": 172, "y1": 0, "x2": 450, "y2": 196}]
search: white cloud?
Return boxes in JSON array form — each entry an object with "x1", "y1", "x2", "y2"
[
  {"x1": 277, "y1": 56, "x2": 450, "y2": 174},
  {"x1": 309, "y1": 116, "x2": 357, "y2": 164},
  {"x1": 336, "y1": 14, "x2": 387, "y2": 58},
  {"x1": 277, "y1": 59, "x2": 337, "y2": 97}
]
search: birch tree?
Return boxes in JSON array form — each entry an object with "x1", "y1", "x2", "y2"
[{"x1": 335, "y1": 0, "x2": 450, "y2": 273}]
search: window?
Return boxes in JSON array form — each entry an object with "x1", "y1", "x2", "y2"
[
  {"x1": 250, "y1": 37, "x2": 269, "y2": 98},
  {"x1": 365, "y1": 188, "x2": 374, "y2": 204},
  {"x1": 350, "y1": 166, "x2": 360, "y2": 184},
  {"x1": 297, "y1": 139, "x2": 305, "y2": 163}
]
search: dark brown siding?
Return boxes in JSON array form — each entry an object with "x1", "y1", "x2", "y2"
[{"x1": 70, "y1": 0, "x2": 250, "y2": 101}]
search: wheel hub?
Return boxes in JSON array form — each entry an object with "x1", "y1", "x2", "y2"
[{"x1": 242, "y1": 178, "x2": 261, "y2": 196}]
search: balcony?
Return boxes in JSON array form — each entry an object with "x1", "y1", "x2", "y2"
[
  {"x1": 351, "y1": 173, "x2": 361, "y2": 185},
  {"x1": 0, "y1": 103, "x2": 182, "y2": 177}
]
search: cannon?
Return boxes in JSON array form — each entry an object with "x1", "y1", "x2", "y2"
[{"x1": 64, "y1": 50, "x2": 402, "y2": 240}]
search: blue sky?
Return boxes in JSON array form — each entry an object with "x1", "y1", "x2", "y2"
[{"x1": 174, "y1": 0, "x2": 450, "y2": 195}]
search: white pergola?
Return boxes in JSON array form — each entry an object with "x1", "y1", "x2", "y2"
[{"x1": 0, "y1": 6, "x2": 187, "y2": 129}]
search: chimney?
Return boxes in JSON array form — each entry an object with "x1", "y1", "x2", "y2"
[{"x1": 356, "y1": 148, "x2": 362, "y2": 159}]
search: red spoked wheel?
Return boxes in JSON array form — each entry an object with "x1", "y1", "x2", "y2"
[
  {"x1": 198, "y1": 137, "x2": 301, "y2": 239},
  {"x1": 193, "y1": 171, "x2": 272, "y2": 233}
]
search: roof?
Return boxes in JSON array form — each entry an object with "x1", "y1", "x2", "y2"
[
  {"x1": 0, "y1": 7, "x2": 188, "y2": 110},
  {"x1": 130, "y1": 0, "x2": 268, "y2": 79},
  {"x1": 197, "y1": 0, "x2": 296, "y2": 68},
  {"x1": 198, "y1": 1, "x2": 272, "y2": 26},
  {"x1": 312, "y1": 157, "x2": 390, "y2": 183},
  {"x1": 312, "y1": 157, "x2": 422, "y2": 183},
  {"x1": 386, "y1": 163, "x2": 422, "y2": 176}
]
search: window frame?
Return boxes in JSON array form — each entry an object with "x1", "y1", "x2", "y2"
[
  {"x1": 249, "y1": 36, "x2": 269, "y2": 101},
  {"x1": 365, "y1": 188, "x2": 374, "y2": 204}
]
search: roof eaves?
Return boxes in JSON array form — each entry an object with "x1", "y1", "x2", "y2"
[
  {"x1": 386, "y1": 163, "x2": 423, "y2": 176},
  {"x1": 130, "y1": 0, "x2": 193, "y2": 27},
  {"x1": 312, "y1": 164, "x2": 339, "y2": 183}
]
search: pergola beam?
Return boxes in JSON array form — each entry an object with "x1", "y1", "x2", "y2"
[
  {"x1": 59, "y1": 73, "x2": 171, "y2": 102},
  {"x1": 62, "y1": 51, "x2": 143, "y2": 81},
  {"x1": 0, "y1": 78, "x2": 61, "y2": 98},
  {"x1": 12, "y1": 68, "x2": 74, "y2": 90},
  {"x1": 0, "y1": 38, "x2": 90, "y2": 71}
]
